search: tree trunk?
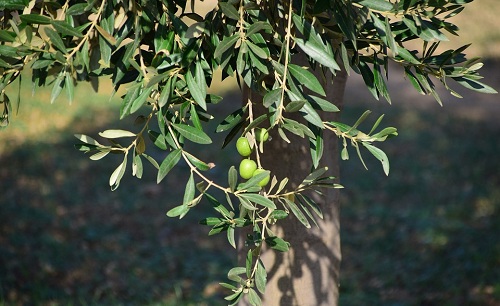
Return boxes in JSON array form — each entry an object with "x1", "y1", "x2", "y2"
[{"x1": 240, "y1": 67, "x2": 348, "y2": 305}]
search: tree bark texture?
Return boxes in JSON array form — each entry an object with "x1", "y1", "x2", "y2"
[{"x1": 240, "y1": 66, "x2": 348, "y2": 306}]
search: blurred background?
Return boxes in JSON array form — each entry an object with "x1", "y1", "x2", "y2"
[{"x1": 1, "y1": 1, "x2": 499, "y2": 305}]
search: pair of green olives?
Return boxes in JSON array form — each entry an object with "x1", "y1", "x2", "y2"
[{"x1": 236, "y1": 129, "x2": 270, "y2": 187}]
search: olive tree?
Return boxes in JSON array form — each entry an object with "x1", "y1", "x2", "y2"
[{"x1": 0, "y1": 0, "x2": 496, "y2": 304}]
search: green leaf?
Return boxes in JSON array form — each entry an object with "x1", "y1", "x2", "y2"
[
  {"x1": 363, "y1": 143, "x2": 390, "y2": 175},
  {"x1": 246, "y1": 21, "x2": 272, "y2": 36},
  {"x1": 99, "y1": 129, "x2": 136, "y2": 138},
  {"x1": 288, "y1": 64, "x2": 325, "y2": 96},
  {"x1": 396, "y1": 47, "x2": 420, "y2": 65},
  {"x1": 0, "y1": 30, "x2": 15, "y2": 42},
  {"x1": 206, "y1": 193, "x2": 232, "y2": 219},
  {"x1": 265, "y1": 236, "x2": 290, "y2": 252},
  {"x1": 294, "y1": 38, "x2": 340, "y2": 70},
  {"x1": 263, "y1": 89, "x2": 281, "y2": 108},
  {"x1": 20, "y1": 14, "x2": 52, "y2": 25},
  {"x1": 404, "y1": 67, "x2": 426, "y2": 95},
  {"x1": 248, "y1": 288, "x2": 262, "y2": 306},
  {"x1": 81, "y1": 39, "x2": 90, "y2": 72},
  {"x1": 298, "y1": 194, "x2": 323, "y2": 219},
  {"x1": 157, "y1": 149, "x2": 182, "y2": 183},
  {"x1": 248, "y1": 34, "x2": 270, "y2": 57},
  {"x1": 183, "y1": 172, "x2": 195, "y2": 206},
  {"x1": 51, "y1": 20, "x2": 83, "y2": 38},
  {"x1": 227, "y1": 227, "x2": 236, "y2": 248},
  {"x1": 332, "y1": 2, "x2": 357, "y2": 49},
  {"x1": 185, "y1": 152, "x2": 212, "y2": 171},
  {"x1": 148, "y1": 130, "x2": 168, "y2": 150},
  {"x1": 216, "y1": 107, "x2": 247, "y2": 133},
  {"x1": 64, "y1": 73, "x2": 74, "y2": 104},
  {"x1": 109, "y1": 155, "x2": 127, "y2": 191},
  {"x1": 186, "y1": 63, "x2": 207, "y2": 110},
  {"x1": 74, "y1": 134, "x2": 102, "y2": 146},
  {"x1": 228, "y1": 166, "x2": 238, "y2": 191},
  {"x1": 300, "y1": 101, "x2": 324, "y2": 128},
  {"x1": 172, "y1": 123, "x2": 212, "y2": 144},
  {"x1": 194, "y1": 61, "x2": 208, "y2": 109},
  {"x1": 358, "y1": 61, "x2": 378, "y2": 100},
  {"x1": 242, "y1": 114, "x2": 268, "y2": 135},
  {"x1": 291, "y1": 13, "x2": 325, "y2": 48},
  {"x1": 0, "y1": 0, "x2": 29, "y2": 10},
  {"x1": 283, "y1": 197, "x2": 311, "y2": 228},
  {"x1": 214, "y1": 34, "x2": 239, "y2": 59},
  {"x1": 158, "y1": 76, "x2": 175, "y2": 108},
  {"x1": 285, "y1": 100, "x2": 306, "y2": 113},
  {"x1": 340, "y1": 43, "x2": 351, "y2": 75},
  {"x1": 44, "y1": 27, "x2": 66, "y2": 53},
  {"x1": 452, "y1": 77, "x2": 498, "y2": 94},
  {"x1": 341, "y1": 146, "x2": 349, "y2": 160},
  {"x1": 239, "y1": 197, "x2": 257, "y2": 211},
  {"x1": 50, "y1": 72, "x2": 65, "y2": 103},
  {"x1": 190, "y1": 103, "x2": 203, "y2": 131},
  {"x1": 143, "y1": 153, "x2": 160, "y2": 170},
  {"x1": 89, "y1": 150, "x2": 110, "y2": 161},
  {"x1": 310, "y1": 127, "x2": 323, "y2": 168},
  {"x1": 67, "y1": 3, "x2": 89, "y2": 15},
  {"x1": 371, "y1": 127, "x2": 398, "y2": 139},
  {"x1": 282, "y1": 118, "x2": 315, "y2": 139},
  {"x1": 199, "y1": 217, "x2": 225, "y2": 226},
  {"x1": 228, "y1": 267, "x2": 246, "y2": 282},
  {"x1": 236, "y1": 47, "x2": 247, "y2": 76},
  {"x1": 120, "y1": 83, "x2": 142, "y2": 119},
  {"x1": 239, "y1": 193, "x2": 276, "y2": 209},
  {"x1": 99, "y1": 35, "x2": 112, "y2": 67},
  {"x1": 237, "y1": 170, "x2": 269, "y2": 191},
  {"x1": 356, "y1": 0, "x2": 393, "y2": 12},
  {"x1": 246, "y1": 249, "x2": 253, "y2": 278},
  {"x1": 132, "y1": 154, "x2": 143, "y2": 178},
  {"x1": 351, "y1": 110, "x2": 372, "y2": 131},
  {"x1": 306, "y1": 95, "x2": 340, "y2": 112},
  {"x1": 368, "y1": 114, "x2": 385, "y2": 135},
  {"x1": 255, "y1": 259, "x2": 267, "y2": 294},
  {"x1": 384, "y1": 16, "x2": 398, "y2": 55},
  {"x1": 218, "y1": 2, "x2": 239, "y2": 20},
  {"x1": 209, "y1": 223, "x2": 230, "y2": 236},
  {"x1": 248, "y1": 50, "x2": 269, "y2": 74},
  {"x1": 270, "y1": 210, "x2": 288, "y2": 220},
  {"x1": 166, "y1": 204, "x2": 189, "y2": 218},
  {"x1": 95, "y1": 24, "x2": 117, "y2": 45},
  {"x1": 300, "y1": 167, "x2": 328, "y2": 186},
  {"x1": 247, "y1": 40, "x2": 268, "y2": 59}
]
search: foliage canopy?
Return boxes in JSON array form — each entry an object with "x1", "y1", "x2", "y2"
[{"x1": 0, "y1": 0, "x2": 496, "y2": 304}]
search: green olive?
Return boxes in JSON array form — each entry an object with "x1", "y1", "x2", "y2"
[
  {"x1": 236, "y1": 137, "x2": 252, "y2": 157},
  {"x1": 239, "y1": 159, "x2": 257, "y2": 179}
]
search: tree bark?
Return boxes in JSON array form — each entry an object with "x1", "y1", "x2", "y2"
[{"x1": 240, "y1": 67, "x2": 348, "y2": 305}]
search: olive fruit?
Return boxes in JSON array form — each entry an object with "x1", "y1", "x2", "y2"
[
  {"x1": 257, "y1": 128, "x2": 269, "y2": 142},
  {"x1": 253, "y1": 168, "x2": 270, "y2": 187},
  {"x1": 236, "y1": 137, "x2": 252, "y2": 157},
  {"x1": 239, "y1": 159, "x2": 257, "y2": 179}
]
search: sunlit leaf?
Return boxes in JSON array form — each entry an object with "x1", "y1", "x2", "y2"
[
  {"x1": 172, "y1": 123, "x2": 212, "y2": 144},
  {"x1": 295, "y1": 38, "x2": 340, "y2": 71},
  {"x1": 288, "y1": 64, "x2": 325, "y2": 96},
  {"x1": 157, "y1": 149, "x2": 182, "y2": 183},
  {"x1": 99, "y1": 129, "x2": 136, "y2": 138}
]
